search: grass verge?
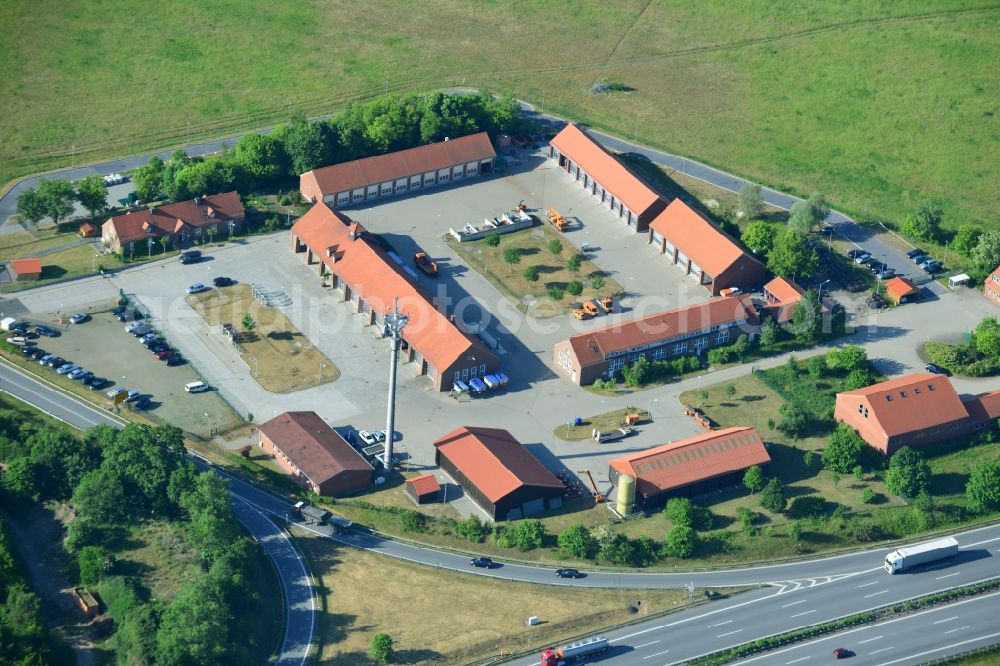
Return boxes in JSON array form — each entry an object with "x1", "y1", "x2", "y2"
[
  {"x1": 552, "y1": 407, "x2": 650, "y2": 442},
  {"x1": 186, "y1": 284, "x2": 339, "y2": 392}
]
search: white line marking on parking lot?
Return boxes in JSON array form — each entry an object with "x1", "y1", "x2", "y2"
[
  {"x1": 718, "y1": 629, "x2": 743, "y2": 638},
  {"x1": 782, "y1": 599, "x2": 808, "y2": 607},
  {"x1": 934, "y1": 616, "x2": 959, "y2": 624},
  {"x1": 864, "y1": 590, "x2": 889, "y2": 597},
  {"x1": 790, "y1": 609, "x2": 816, "y2": 618},
  {"x1": 858, "y1": 635, "x2": 883, "y2": 644}
]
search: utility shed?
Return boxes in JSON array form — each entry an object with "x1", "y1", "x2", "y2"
[
  {"x1": 404, "y1": 473, "x2": 441, "y2": 505},
  {"x1": 433, "y1": 426, "x2": 564, "y2": 521},
  {"x1": 10, "y1": 258, "x2": 42, "y2": 281}
]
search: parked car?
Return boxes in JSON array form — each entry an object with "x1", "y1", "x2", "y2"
[
  {"x1": 34, "y1": 324, "x2": 60, "y2": 337},
  {"x1": 22, "y1": 346, "x2": 43, "y2": 357},
  {"x1": 141, "y1": 337, "x2": 161, "y2": 348},
  {"x1": 846, "y1": 248, "x2": 868, "y2": 259},
  {"x1": 911, "y1": 254, "x2": 929, "y2": 264},
  {"x1": 44, "y1": 356, "x2": 66, "y2": 368},
  {"x1": 106, "y1": 387, "x2": 128, "y2": 400},
  {"x1": 68, "y1": 367, "x2": 88, "y2": 380},
  {"x1": 373, "y1": 430, "x2": 387, "y2": 442},
  {"x1": 470, "y1": 557, "x2": 494, "y2": 569},
  {"x1": 131, "y1": 396, "x2": 152, "y2": 411},
  {"x1": 853, "y1": 253, "x2": 871, "y2": 264},
  {"x1": 129, "y1": 325, "x2": 153, "y2": 337},
  {"x1": 37, "y1": 354, "x2": 55, "y2": 365},
  {"x1": 125, "y1": 389, "x2": 141, "y2": 402},
  {"x1": 555, "y1": 568, "x2": 583, "y2": 579},
  {"x1": 86, "y1": 377, "x2": 107, "y2": 390},
  {"x1": 186, "y1": 283, "x2": 208, "y2": 295},
  {"x1": 357, "y1": 430, "x2": 378, "y2": 446},
  {"x1": 925, "y1": 363, "x2": 950, "y2": 375},
  {"x1": 213, "y1": 276, "x2": 234, "y2": 287},
  {"x1": 56, "y1": 363, "x2": 78, "y2": 375},
  {"x1": 154, "y1": 349, "x2": 175, "y2": 360},
  {"x1": 112, "y1": 307, "x2": 128, "y2": 322},
  {"x1": 184, "y1": 381, "x2": 209, "y2": 393},
  {"x1": 150, "y1": 344, "x2": 170, "y2": 354},
  {"x1": 906, "y1": 248, "x2": 925, "y2": 259},
  {"x1": 179, "y1": 250, "x2": 202, "y2": 264},
  {"x1": 78, "y1": 371, "x2": 95, "y2": 384},
  {"x1": 164, "y1": 355, "x2": 184, "y2": 366},
  {"x1": 922, "y1": 260, "x2": 942, "y2": 273},
  {"x1": 69, "y1": 313, "x2": 90, "y2": 324}
]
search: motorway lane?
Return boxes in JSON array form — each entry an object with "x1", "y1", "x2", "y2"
[
  {"x1": 0, "y1": 360, "x2": 316, "y2": 666},
  {"x1": 741, "y1": 591, "x2": 1000, "y2": 666},
  {"x1": 503, "y1": 542, "x2": 1000, "y2": 666}
]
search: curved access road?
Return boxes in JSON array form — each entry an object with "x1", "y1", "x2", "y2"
[{"x1": 0, "y1": 360, "x2": 315, "y2": 666}]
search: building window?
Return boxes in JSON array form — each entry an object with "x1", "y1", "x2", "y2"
[
  {"x1": 693, "y1": 338, "x2": 708, "y2": 352},
  {"x1": 900, "y1": 391, "x2": 907, "y2": 398},
  {"x1": 715, "y1": 329, "x2": 730, "y2": 344},
  {"x1": 673, "y1": 342, "x2": 688, "y2": 355},
  {"x1": 928, "y1": 384, "x2": 935, "y2": 391},
  {"x1": 914, "y1": 387, "x2": 921, "y2": 394},
  {"x1": 480, "y1": 364, "x2": 486, "y2": 375},
  {"x1": 608, "y1": 357, "x2": 625, "y2": 372},
  {"x1": 652, "y1": 347, "x2": 667, "y2": 360},
  {"x1": 462, "y1": 368, "x2": 469, "y2": 380},
  {"x1": 470, "y1": 366, "x2": 477, "y2": 378},
  {"x1": 886, "y1": 395, "x2": 893, "y2": 402},
  {"x1": 454, "y1": 371, "x2": 461, "y2": 382}
]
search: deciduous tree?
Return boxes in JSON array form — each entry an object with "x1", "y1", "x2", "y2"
[
  {"x1": 885, "y1": 447, "x2": 931, "y2": 498},
  {"x1": 76, "y1": 175, "x2": 108, "y2": 219},
  {"x1": 369, "y1": 633, "x2": 394, "y2": 664},
  {"x1": 37, "y1": 179, "x2": 76, "y2": 225},
  {"x1": 235, "y1": 134, "x2": 286, "y2": 184},
  {"x1": 547, "y1": 239, "x2": 563, "y2": 256},
  {"x1": 900, "y1": 200, "x2": 942, "y2": 242},
  {"x1": 768, "y1": 228, "x2": 819, "y2": 280},
  {"x1": 662, "y1": 524, "x2": 695, "y2": 559},
  {"x1": 789, "y1": 289, "x2": 823, "y2": 342},
  {"x1": 741, "y1": 220, "x2": 777, "y2": 256},
  {"x1": 738, "y1": 183, "x2": 764, "y2": 220},
  {"x1": 760, "y1": 478, "x2": 787, "y2": 513},
  {"x1": 971, "y1": 230, "x2": 1000, "y2": 270},
  {"x1": 522, "y1": 265, "x2": 539, "y2": 282},
  {"x1": 966, "y1": 462, "x2": 1000, "y2": 511},
  {"x1": 132, "y1": 157, "x2": 165, "y2": 202},
  {"x1": 15, "y1": 187, "x2": 47, "y2": 227},
  {"x1": 822, "y1": 424, "x2": 865, "y2": 474},
  {"x1": 743, "y1": 465, "x2": 764, "y2": 494},
  {"x1": 557, "y1": 524, "x2": 596, "y2": 558},
  {"x1": 951, "y1": 224, "x2": 983, "y2": 257},
  {"x1": 826, "y1": 344, "x2": 868, "y2": 372}
]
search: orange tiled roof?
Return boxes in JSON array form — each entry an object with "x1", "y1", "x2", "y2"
[
  {"x1": 962, "y1": 390, "x2": 1000, "y2": 424},
  {"x1": 649, "y1": 199, "x2": 760, "y2": 278},
  {"x1": 550, "y1": 123, "x2": 663, "y2": 217},
  {"x1": 839, "y1": 373, "x2": 969, "y2": 438},
  {"x1": 610, "y1": 427, "x2": 771, "y2": 496},
  {"x1": 406, "y1": 473, "x2": 440, "y2": 496},
  {"x1": 301, "y1": 132, "x2": 495, "y2": 195},
  {"x1": 10, "y1": 258, "x2": 41, "y2": 275},
  {"x1": 885, "y1": 277, "x2": 920, "y2": 300},
  {"x1": 764, "y1": 276, "x2": 805, "y2": 304},
  {"x1": 433, "y1": 426, "x2": 563, "y2": 503},
  {"x1": 102, "y1": 192, "x2": 243, "y2": 245},
  {"x1": 291, "y1": 203, "x2": 494, "y2": 373},
  {"x1": 565, "y1": 295, "x2": 758, "y2": 368}
]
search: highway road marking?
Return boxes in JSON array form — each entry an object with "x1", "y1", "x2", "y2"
[
  {"x1": 856, "y1": 581, "x2": 879, "y2": 588},
  {"x1": 643, "y1": 648, "x2": 670, "y2": 659},
  {"x1": 717, "y1": 629, "x2": 743, "y2": 638},
  {"x1": 869, "y1": 646, "x2": 894, "y2": 655},
  {"x1": 876, "y1": 631, "x2": 1000, "y2": 666},
  {"x1": 858, "y1": 635, "x2": 883, "y2": 644},
  {"x1": 781, "y1": 599, "x2": 807, "y2": 607},
  {"x1": 944, "y1": 625, "x2": 970, "y2": 634},
  {"x1": 785, "y1": 657, "x2": 811, "y2": 664},
  {"x1": 864, "y1": 590, "x2": 889, "y2": 597},
  {"x1": 933, "y1": 616, "x2": 959, "y2": 624},
  {"x1": 789, "y1": 609, "x2": 816, "y2": 618},
  {"x1": 936, "y1": 572, "x2": 961, "y2": 579},
  {"x1": 711, "y1": 620, "x2": 733, "y2": 627},
  {"x1": 634, "y1": 641, "x2": 659, "y2": 649},
  {"x1": 961, "y1": 535, "x2": 1000, "y2": 548}
]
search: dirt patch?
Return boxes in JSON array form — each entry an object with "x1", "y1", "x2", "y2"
[{"x1": 186, "y1": 284, "x2": 339, "y2": 393}]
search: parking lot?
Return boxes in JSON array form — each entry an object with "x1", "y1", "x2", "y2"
[{"x1": 8, "y1": 311, "x2": 240, "y2": 437}]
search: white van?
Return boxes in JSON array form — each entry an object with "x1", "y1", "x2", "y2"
[{"x1": 184, "y1": 381, "x2": 210, "y2": 393}]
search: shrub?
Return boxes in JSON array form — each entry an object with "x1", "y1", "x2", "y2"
[
  {"x1": 822, "y1": 424, "x2": 866, "y2": 473},
  {"x1": 548, "y1": 288, "x2": 564, "y2": 301},
  {"x1": 557, "y1": 524, "x2": 596, "y2": 558},
  {"x1": 736, "y1": 507, "x2": 757, "y2": 533},
  {"x1": 966, "y1": 461, "x2": 1000, "y2": 511},
  {"x1": 662, "y1": 525, "x2": 696, "y2": 559},
  {"x1": 78, "y1": 546, "x2": 114, "y2": 586},
  {"x1": 885, "y1": 447, "x2": 931, "y2": 499},
  {"x1": 861, "y1": 487, "x2": 877, "y2": 504},
  {"x1": 566, "y1": 280, "x2": 583, "y2": 296},
  {"x1": 788, "y1": 495, "x2": 828, "y2": 519},
  {"x1": 484, "y1": 232, "x2": 501, "y2": 247},
  {"x1": 522, "y1": 266, "x2": 540, "y2": 282},
  {"x1": 760, "y1": 478, "x2": 787, "y2": 513},
  {"x1": 263, "y1": 215, "x2": 282, "y2": 232},
  {"x1": 369, "y1": 633, "x2": 394, "y2": 664},
  {"x1": 454, "y1": 516, "x2": 488, "y2": 542},
  {"x1": 590, "y1": 275, "x2": 606, "y2": 290},
  {"x1": 506, "y1": 519, "x2": 546, "y2": 551},
  {"x1": 400, "y1": 510, "x2": 426, "y2": 533}
]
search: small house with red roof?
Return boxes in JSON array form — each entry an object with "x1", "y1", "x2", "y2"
[
  {"x1": 10, "y1": 258, "x2": 42, "y2": 281},
  {"x1": 983, "y1": 266, "x2": 1000, "y2": 308},
  {"x1": 433, "y1": 426, "x2": 564, "y2": 521},
  {"x1": 79, "y1": 222, "x2": 100, "y2": 238},
  {"x1": 404, "y1": 474, "x2": 441, "y2": 505},
  {"x1": 548, "y1": 123, "x2": 667, "y2": 232},
  {"x1": 101, "y1": 191, "x2": 244, "y2": 252},
  {"x1": 884, "y1": 276, "x2": 921, "y2": 305}
]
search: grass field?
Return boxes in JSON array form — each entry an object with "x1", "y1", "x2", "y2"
[
  {"x1": 187, "y1": 284, "x2": 340, "y2": 392},
  {"x1": 2, "y1": 1, "x2": 995, "y2": 236},
  {"x1": 297, "y1": 532, "x2": 701, "y2": 665},
  {"x1": 447, "y1": 223, "x2": 623, "y2": 316}
]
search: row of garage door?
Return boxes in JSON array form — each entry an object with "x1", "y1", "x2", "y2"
[
  {"x1": 558, "y1": 155, "x2": 640, "y2": 230},
  {"x1": 328, "y1": 159, "x2": 491, "y2": 207},
  {"x1": 650, "y1": 230, "x2": 709, "y2": 284}
]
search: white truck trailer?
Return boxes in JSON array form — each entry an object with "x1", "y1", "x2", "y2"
[{"x1": 884, "y1": 536, "x2": 959, "y2": 574}]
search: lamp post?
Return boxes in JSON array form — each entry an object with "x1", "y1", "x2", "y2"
[
  {"x1": 818, "y1": 279, "x2": 831, "y2": 305},
  {"x1": 383, "y1": 298, "x2": 409, "y2": 470},
  {"x1": 647, "y1": 397, "x2": 658, "y2": 418},
  {"x1": 439, "y1": 476, "x2": 447, "y2": 504},
  {"x1": 942, "y1": 241, "x2": 949, "y2": 266},
  {"x1": 825, "y1": 226, "x2": 834, "y2": 250}
]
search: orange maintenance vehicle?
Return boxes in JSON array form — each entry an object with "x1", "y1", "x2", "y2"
[
  {"x1": 547, "y1": 207, "x2": 569, "y2": 232},
  {"x1": 598, "y1": 295, "x2": 614, "y2": 313},
  {"x1": 414, "y1": 252, "x2": 438, "y2": 276}
]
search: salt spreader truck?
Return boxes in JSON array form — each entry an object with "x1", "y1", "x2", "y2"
[
  {"x1": 540, "y1": 636, "x2": 610, "y2": 665},
  {"x1": 884, "y1": 536, "x2": 959, "y2": 574}
]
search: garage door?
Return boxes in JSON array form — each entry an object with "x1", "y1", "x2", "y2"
[
  {"x1": 522, "y1": 499, "x2": 546, "y2": 516},
  {"x1": 651, "y1": 230, "x2": 664, "y2": 246},
  {"x1": 689, "y1": 262, "x2": 702, "y2": 280},
  {"x1": 676, "y1": 251, "x2": 688, "y2": 267},
  {"x1": 549, "y1": 496, "x2": 562, "y2": 510}
]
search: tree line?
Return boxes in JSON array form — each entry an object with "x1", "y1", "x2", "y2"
[{"x1": 0, "y1": 412, "x2": 263, "y2": 666}]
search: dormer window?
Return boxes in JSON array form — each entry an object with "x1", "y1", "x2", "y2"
[
  {"x1": 914, "y1": 387, "x2": 921, "y2": 394},
  {"x1": 886, "y1": 395, "x2": 892, "y2": 402},
  {"x1": 900, "y1": 391, "x2": 907, "y2": 398},
  {"x1": 928, "y1": 384, "x2": 935, "y2": 391}
]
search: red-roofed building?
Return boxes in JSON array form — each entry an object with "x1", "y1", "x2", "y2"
[
  {"x1": 404, "y1": 474, "x2": 441, "y2": 505},
  {"x1": 834, "y1": 374, "x2": 999, "y2": 455},
  {"x1": 609, "y1": 427, "x2": 771, "y2": 511},
  {"x1": 300, "y1": 133, "x2": 496, "y2": 207},
  {"x1": 10, "y1": 258, "x2": 42, "y2": 281},
  {"x1": 648, "y1": 199, "x2": 766, "y2": 295},
  {"x1": 433, "y1": 426, "x2": 564, "y2": 521},
  {"x1": 101, "y1": 191, "x2": 245, "y2": 252},
  {"x1": 983, "y1": 266, "x2": 1000, "y2": 308},
  {"x1": 291, "y1": 203, "x2": 498, "y2": 391},
  {"x1": 258, "y1": 411, "x2": 372, "y2": 497},
  {"x1": 762, "y1": 276, "x2": 806, "y2": 323},
  {"x1": 548, "y1": 124, "x2": 667, "y2": 232},
  {"x1": 553, "y1": 295, "x2": 759, "y2": 386},
  {"x1": 79, "y1": 222, "x2": 100, "y2": 238},
  {"x1": 885, "y1": 277, "x2": 921, "y2": 305}
]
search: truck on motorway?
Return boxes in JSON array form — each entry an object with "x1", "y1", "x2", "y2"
[
  {"x1": 540, "y1": 636, "x2": 609, "y2": 665},
  {"x1": 884, "y1": 536, "x2": 959, "y2": 574}
]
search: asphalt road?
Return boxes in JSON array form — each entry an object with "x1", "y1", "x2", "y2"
[
  {"x1": 0, "y1": 360, "x2": 315, "y2": 666},
  {"x1": 741, "y1": 591, "x2": 1000, "y2": 666}
]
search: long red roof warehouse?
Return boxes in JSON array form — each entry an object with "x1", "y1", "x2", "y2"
[
  {"x1": 610, "y1": 427, "x2": 771, "y2": 496},
  {"x1": 291, "y1": 203, "x2": 495, "y2": 374},
  {"x1": 649, "y1": 198, "x2": 758, "y2": 278},
  {"x1": 837, "y1": 373, "x2": 970, "y2": 439},
  {"x1": 433, "y1": 426, "x2": 563, "y2": 503},
  {"x1": 550, "y1": 123, "x2": 663, "y2": 217}
]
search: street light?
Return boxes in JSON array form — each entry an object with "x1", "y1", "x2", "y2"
[
  {"x1": 825, "y1": 226, "x2": 834, "y2": 250},
  {"x1": 647, "y1": 397, "x2": 658, "y2": 418},
  {"x1": 439, "y1": 476, "x2": 448, "y2": 504},
  {"x1": 817, "y1": 279, "x2": 831, "y2": 304}
]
